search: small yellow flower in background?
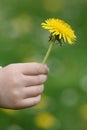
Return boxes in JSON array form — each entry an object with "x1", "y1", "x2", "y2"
[
  {"x1": 43, "y1": 0, "x2": 64, "y2": 13},
  {"x1": 12, "y1": 14, "x2": 33, "y2": 35},
  {"x1": 79, "y1": 104, "x2": 87, "y2": 120},
  {"x1": 41, "y1": 18, "x2": 76, "y2": 64},
  {"x1": 34, "y1": 112, "x2": 56, "y2": 129}
]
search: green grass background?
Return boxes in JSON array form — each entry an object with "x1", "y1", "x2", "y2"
[{"x1": 0, "y1": 0, "x2": 87, "y2": 130}]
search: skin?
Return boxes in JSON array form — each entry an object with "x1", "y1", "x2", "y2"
[{"x1": 0, "y1": 62, "x2": 49, "y2": 110}]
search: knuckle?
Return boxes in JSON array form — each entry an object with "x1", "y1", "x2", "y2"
[
  {"x1": 3, "y1": 66, "x2": 22, "y2": 87},
  {"x1": 5, "y1": 67, "x2": 23, "y2": 86},
  {"x1": 12, "y1": 90, "x2": 20, "y2": 101},
  {"x1": 7, "y1": 64, "x2": 16, "y2": 70},
  {"x1": 5, "y1": 64, "x2": 17, "y2": 77},
  {"x1": 11, "y1": 76, "x2": 21, "y2": 86},
  {"x1": 8, "y1": 91, "x2": 20, "y2": 109}
]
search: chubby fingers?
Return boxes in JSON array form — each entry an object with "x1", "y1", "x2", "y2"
[
  {"x1": 20, "y1": 62, "x2": 49, "y2": 75},
  {"x1": 23, "y1": 74, "x2": 47, "y2": 86},
  {"x1": 17, "y1": 84, "x2": 44, "y2": 109},
  {"x1": 23, "y1": 84, "x2": 44, "y2": 98},
  {"x1": 18, "y1": 95, "x2": 41, "y2": 109}
]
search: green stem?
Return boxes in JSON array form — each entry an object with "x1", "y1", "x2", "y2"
[{"x1": 42, "y1": 42, "x2": 54, "y2": 64}]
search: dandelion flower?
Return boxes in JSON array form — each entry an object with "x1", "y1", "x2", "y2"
[
  {"x1": 41, "y1": 18, "x2": 76, "y2": 45},
  {"x1": 41, "y1": 18, "x2": 76, "y2": 64}
]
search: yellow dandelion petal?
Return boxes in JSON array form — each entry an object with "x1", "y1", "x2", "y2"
[
  {"x1": 67, "y1": 37, "x2": 72, "y2": 44},
  {"x1": 59, "y1": 33, "x2": 62, "y2": 39},
  {"x1": 63, "y1": 34, "x2": 66, "y2": 42},
  {"x1": 41, "y1": 18, "x2": 76, "y2": 45}
]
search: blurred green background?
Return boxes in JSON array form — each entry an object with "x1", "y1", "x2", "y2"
[{"x1": 0, "y1": 0, "x2": 87, "y2": 130}]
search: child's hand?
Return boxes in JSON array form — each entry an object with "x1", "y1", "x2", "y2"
[{"x1": 0, "y1": 63, "x2": 49, "y2": 109}]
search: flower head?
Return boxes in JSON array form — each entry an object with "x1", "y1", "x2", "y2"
[{"x1": 41, "y1": 18, "x2": 76, "y2": 45}]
